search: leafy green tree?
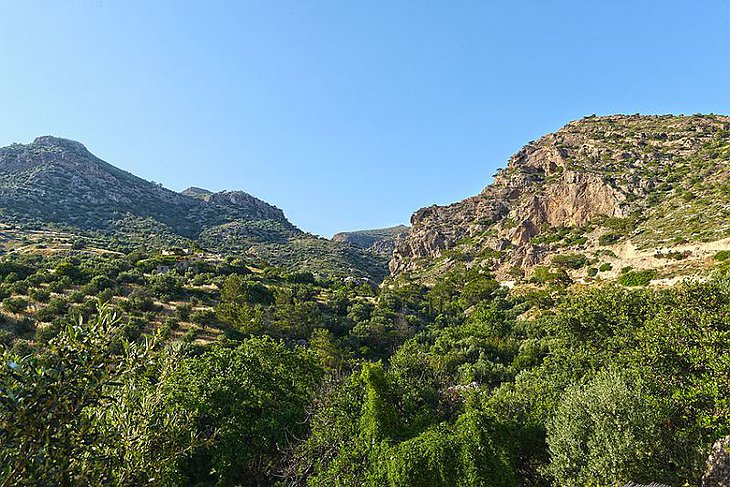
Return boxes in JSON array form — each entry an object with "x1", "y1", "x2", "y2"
[
  {"x1": 302, "y1": 360, "x2": 516, "y2": 487},
  {"x1": 158, "y1": 336, "x2": 322, "y2": 485},
  {"x1": 28, "y1": 288, "x2": 50, "y2": 303},
  {"x1": 385, "y1": 409, "x2": 517, "y2": 487},
  {"x1": 459, "y1": 273, "x2": 500, "y2": 308},
  {"x1": 54, "y1": 259, "x2": 86, "y2": 283},
  {"x1": 83, "y1": 274, "x2": 114, "y2": 295},
  {"x1": 0, "y1": 307, "x2": 152, "y2": 485},
  {"x1": 632, "y1": 279, "x2": 730, "y2": 465},
  {"x1": 2, "y1": 297, "x2": 28, "y2": 314},
  {"x1": 123, "y1": 288, "x2": 157, "y2": 312},
  {"x1": 90, "y1": 345, "x2": 203, "y2": 485},
  {"x1": 310, "y1": 327, "x2": 349, "y2": 372},
  {"x1": 216, "y1": 274, "x2": 271, "y2": 333},
  {"x1": 547, "y1": 367, "x2": 673, "y2": 486},
  {"x1": 148, "y1": 271, "x2": 185, "y2": 298}
]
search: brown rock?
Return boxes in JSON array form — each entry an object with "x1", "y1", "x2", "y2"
[{"x1": 390, "y1": 114, "x2": 730, "y2": 279}]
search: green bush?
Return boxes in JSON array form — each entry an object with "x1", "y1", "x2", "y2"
[
  {"x1": 603, "y1": 217, "x2": 637, "y2": 232},
  {"x1": 385, "y1": 411, "x2": 517, "y2": 487},
  {"x1": 34, "y1": 322, "x2": 61, "y2": 341},
  {"x1": 158, "y1": 337, "x2": 322, "y2": 484},
  {"x1": 548, "y1": 368, "x2": 674, "y2": 486},
  {"x1": 617, "y1": 269, "x2": 657, "y2": 286},
  {"x1": 124, "y1": 289, "x2": 157, "y2": 312},
  {"x1": 28, "y1": 288, "x2": 51, "y2": 303},
  {"x1": 69, "y1": 290, "x2": 86, "y2": 304},
  {"x1": 551, "y1": 253, "x2": 587, "y2": 269},
  {"x1": 598, "y1": 233, "x2": 621, "y2": 245},
  {"x1": 190, "y1": 308, "x2": 217, "y2": 326},
  {"x1": 714, "y1": 250, "x2": 730, "y2": 261},
  {"x1": 3, "y1": 297, "x2": 28, "y2": 314},
  {"x1": 34, "y1": 306, "x2": 58, "y2": 323},
  {"x1": 530, "y1": 266, "x2": 570, "y2": 285},
  {"x1": 175, "y1": 303, "x2": 192, "y2": 321},
  {"x1": 655, "y1": 250, "x2": 689, "y2": 260},
  {"x1": 83, "y1": 274, "x2": 114, "y2": 295}
]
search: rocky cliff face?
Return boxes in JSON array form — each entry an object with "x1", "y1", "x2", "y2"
[{"x1": 391, "y1": 114, "x2": 730, "y2": 279}]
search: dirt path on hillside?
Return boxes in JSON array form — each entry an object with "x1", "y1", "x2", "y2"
[{"x1": 600, "y1": 237, "x2": 730, "y2": 284}]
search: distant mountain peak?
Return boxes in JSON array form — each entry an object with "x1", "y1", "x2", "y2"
[
  {"x1": 0, "y1": 137, "x2": 389, "y2": 280},
  {"x1": 333, "y1": 225, "x2": 409, "y2": 257},
  {"x1": 32, "y1": 135, "x2": 89, "y2": 152}
]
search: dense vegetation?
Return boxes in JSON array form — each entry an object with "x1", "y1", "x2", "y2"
[{"x1": 1, "y1": 244, "x2": 729, "y2": 485}]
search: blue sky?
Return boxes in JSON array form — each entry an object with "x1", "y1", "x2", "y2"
[{"x1": 2, "y1": 1, "x2": 730, "y2": 237}]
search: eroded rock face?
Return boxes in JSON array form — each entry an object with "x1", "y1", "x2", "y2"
[
  {"x1": 540, "y1": 171, "x2": 625, "y2": 227},
  {"x1": 182, "y1": 187, "x2": 288, "y2": 223},
  {"x1": 389, "y1": 128, "x2": 626, "y2": 275},
  {"x1": 205, "y1": 191, "x2": 287, "y2": 222},
  {"x1": 390, "y1": 114, "x2": 730, "y2": 277}
]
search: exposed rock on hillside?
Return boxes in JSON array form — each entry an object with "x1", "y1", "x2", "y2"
[
  {"x1": 182, "y1": 187, "x2": 288, "y2": 222},
  {"x1": 391, "y1": 114, "x2": 730, "y2": 281},
  {"x1": 332, "y1": 225, "x2": 409, "y2": 257},
  {"x1": 0, "y1": 137, "x2": 388, "y2": 280}
]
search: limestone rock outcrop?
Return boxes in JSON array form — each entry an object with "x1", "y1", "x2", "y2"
[{"x1": 390, "y1": 114, "x2": 730, "y2": 278}]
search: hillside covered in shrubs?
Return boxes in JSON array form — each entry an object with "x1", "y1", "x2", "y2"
[
  {"x1": 0, "y1": 136, "x2": 388, "y2": 280},
  {"x1": 1, "y1": 241, "x2": 730, "y2": 485},
  {"x1": 4, "y1": 117, "x2": 730, "y2": 485}
]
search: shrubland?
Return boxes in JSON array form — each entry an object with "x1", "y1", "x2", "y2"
[{"x1": 1, "y1": 247, "x2": 729, "y2": 485}]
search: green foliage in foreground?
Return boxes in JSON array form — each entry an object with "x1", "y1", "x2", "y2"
[
  {"x1": 1, "y1": 253, "x2": 730, "y2": 485},
  {"x1": 1, "y1": 307, "x2": 322, "y2": 485},
  {"x1": 548, "y1": 368, "x2": 671, "y2": 486},
  {"x1": 158, "y1": 338, "x2": 322, "y2": 485},
  {"x1": 0, "y1": 308, "x2": 153, "y2": 484}
]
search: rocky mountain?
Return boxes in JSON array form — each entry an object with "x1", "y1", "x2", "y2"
[
  {"x1": 391, "y1": 114, "x2": 730, "y2": 283},
  {"x1": 332, "y1": 225, "x2": 409, "y2": 257},
  {"x1": 0, "y1": 136, "x2": 388, "y2": 280},
  {"x1": 181, "y1": 186, "x2": 288, "y2": 222}
]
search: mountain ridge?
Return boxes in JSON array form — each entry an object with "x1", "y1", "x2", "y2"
[
  {"x1": 391, "y1": 113, "x2": 730, "y2": 283},
  {"x1": 332, "y1": 225, "x2": 408, "y2": 257},
  {"x1": 0, "y1": 136, "x2": 388, "y2": 280}
]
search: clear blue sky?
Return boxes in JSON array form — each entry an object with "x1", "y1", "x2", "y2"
[{"x1": 2, "y1": 1, "x2": 729, "y2": 237}]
